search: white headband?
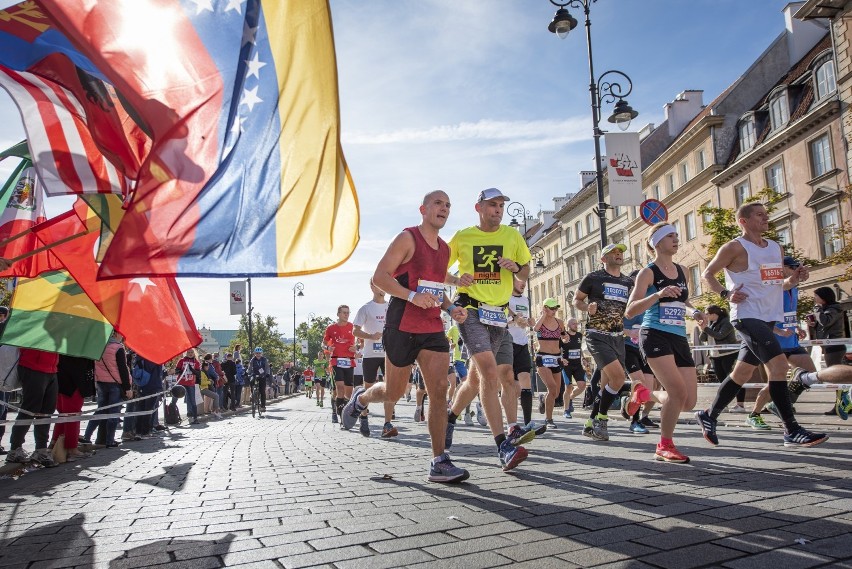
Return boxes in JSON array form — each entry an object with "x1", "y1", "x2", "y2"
[{"x1": 650, "y1": 224, "x2": 676, "y2": 248}]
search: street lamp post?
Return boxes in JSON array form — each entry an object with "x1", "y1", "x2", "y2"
[
  {"x1": 292, "y1": 282, "x2": 304, "y2": 371},
  {"x1": 547, "y1": 0, "x2": 639, "y2": 247}
]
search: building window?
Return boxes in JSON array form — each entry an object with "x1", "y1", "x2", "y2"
[
  {"x1": 810, "y1": 133, "x2": 833, "y2": 178},
  {"x1": 739, "y1": 118, "x2": 756, "y2": 153},
  {"x1": 685, "y1": 211, "x2": 697, "y2": 241},
  {"x1": 671, "y1": 219, "x2": 681, "y2": 238},
  {"x1": 555, "y1": 275, "x2": 561, "y2": 295},
  {"x1": 765, "y1": 162, "x2": 785, "y2": 195},
  {"x1": 701, "y1": 200, "x2": 713, "y2": 225},
  {"x1": 586, "y1": 213, "x2": 595, "y2": 234},
  {"x1": 578, "y1": 257, "x2": 586, "y2": 277},
  {"x1": 548, "y1": 279, "x2": 554, "y2": 299},
  {"x1": 689, "y1": 265, "x2": 702, "y2": 296},
  {"x1": 652, "y1": 184, "x2": 660, "y2": 200},
  {"x1": 666, "y1": 173, "x2": 675, "y2": 195},
  {"x1": 776, "y1": 225, "x2": 792, "y2": 247},
  {"x1": 735, "y1": 180, "x2": 751, "y2": 207},
  {"x1": 633, "y1": 243, "x2": 643, "y2": 268},
  {"x1": 575, "y1": 220, "x2": 583, "y2": 239},
  {"x1": 769, "y1": 91, "x2": 789, "y2": 131},
  {"x1": 564, "y1": 226, "x2": 572, "y2": 245},
  {"x1": 567, "y1": 262, "x2": 575, "y2": 282},
  {"x1": 696, "y1": 149, "x2": 706, "y2": 171},
  {"x1": 613, "y1": 205, "x2": 622, "y2": 218},
  {"x1": 815, "y1": 59, "x2": 836, "y2": 100},
  {"x1": 679, "y1": 162, "x2": 689, "y2": 185},
  {"x1": 818, "y1": 207, "x2": 843, "y2": 257}
]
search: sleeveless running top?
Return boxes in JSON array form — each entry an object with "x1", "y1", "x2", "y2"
[
  {"x1": 777, "y1": 287, "x2": 800, "y2": 350},
  {"x1": 536, "y1": 322, "x2": 562, "y2": 340},
  {"x1": 723, "y1": 237, "x2": 784, "y2": 323},
  {"x1": 641, "y1": 262, "x2": 689, "y2": 337},
  {"x1": 386, "y1": 226, "x2": 449, "y2": 334}
]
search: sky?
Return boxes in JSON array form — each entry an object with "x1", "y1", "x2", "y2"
[{"x1": 0, "y1": 0, "x2": 797, "y2": 337}]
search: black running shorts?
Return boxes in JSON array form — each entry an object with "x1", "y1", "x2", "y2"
[
  {"x1": 362, "y1": 357, "x2": 385, "y2": 384},
  {"x1": 733, "y1": 318, "x2": 784, "y2": 366},
  {"x1": 561, "y1": 365, "x2": 585, "y2": 385},
  {"x1": 384, "y1": 327, "x2": 449, "y2": 368},
  {"x1": 535, "y1": 352, "x2": 562, "y2": 374},
  {"x1": 512, "y1": 343, "x2": 532, "y2": 377},
  {"x1": 625, "y1": 343, "x2": 652, "y2": 375},
  {"x1": 333, "y1": 366, "x2": 354, "y2": 386},
  {"x1": 639, "y1": 328, "x2": 695, "y2": 368}
]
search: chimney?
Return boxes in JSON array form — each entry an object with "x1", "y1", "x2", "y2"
[
  {"x1": 580, "y1": 171, "x2": 596, "y2": 188},
  {"x1": 664, "y1": 90, "x2": 704, "y2": 137},
  {"x1": 784, "y1": 2, "x2": 827, "y2": 65}
]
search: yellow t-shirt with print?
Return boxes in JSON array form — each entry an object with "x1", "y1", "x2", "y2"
[
  {"x1": 447, "y1": 325, "x2": 462, "y2": 361},
  {"x1": 448, "y1": 225, "x2": 532, "y2": 307}
]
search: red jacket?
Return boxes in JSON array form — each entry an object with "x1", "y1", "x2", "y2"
[{"x1": 19, "y1": 348, "x2": 59, "y2": 374}]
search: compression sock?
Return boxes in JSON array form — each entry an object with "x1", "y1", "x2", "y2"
[
  {"x1": 520, "y1": 388, "x2": 533, "y2": 425},
  {"x1": 597, "y1": 385, "x2": 619, "y2": 418},
  {"x1": 448, "y1": 411, "x2": 458, "y2": 424},
  {"x1": 494, "y1": 434, "x2": 506, "y2": 449},
  {"x1": 769, "y1": 380, "x2": 800, "y2": 432},
  {"x1": 709, "y1": 377, "x2": 743, "y2": 419},
  {"x1": 589, "y1": 390, "x2": 603, "y2": 419}
]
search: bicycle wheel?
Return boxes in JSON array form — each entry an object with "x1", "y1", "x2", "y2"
[{"x1": 251, "y1": 384, "x2": 257, "y2": 418}]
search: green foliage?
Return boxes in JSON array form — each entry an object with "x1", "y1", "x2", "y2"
[
  {"x1": 295, "y1": 316, "x2": 333, "y2": 370},
  {"x1": 695, "y1": 188, "x2": 818, "y2": 320},
  {"x1": 0, "y1": 278, "x2": 11, "y2": 307},
  {"x1": 231, "y1": 312, "x2": 288, "y2": 371},
  {"x1": 825, "y1": 220, "x2": 852, "y2": 282}
]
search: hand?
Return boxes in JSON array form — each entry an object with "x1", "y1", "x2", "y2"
[
  {"x1": 658, "y1": 285, "x2": 681, "y2": 299},
  {"x1": 497, "y1": 256, "x2": 519, "y2": 273},
  {"x1": 797, "y1": 328, "x2": 807, "y2": 340},
  {"x1": 795, "y1": 265, "x2": 810, "y2": 282},
  {"x1": 516, "y1": 316, "x2": 529, "y2": 328},
  {"x1": 449, "y1": 306, "x2": 468, "y2": 324},
  {"x1": 411, "y1": 292, "x2": 441, "y2": 309},
  {"x1": 692, "y1": 310, "x2": 706, "y2": 324},
  {"x1": 348, "y1": 345, "x2": 357, "y2": 353},
  {"x1": 696, "y1": 319, "x2": 707, "y2": 330},
  {"x1": 729, "y1": 284, "x2": 747, "y2": 304},
  {"x1": 124, "y1": 389, "x2": 133, "y2": 400},
  {"x1": 372, "y1": 332, "x2": 382, "y2": 341},
  {"x1": 775, "y1": 327, "x2": 795, "y2": 337},
  {"x1": 587, "y1": 302, "x2": 598, "y2": 316},
  {"x1": 457, "y1": 273, "x2": 474, "y2": 287}
]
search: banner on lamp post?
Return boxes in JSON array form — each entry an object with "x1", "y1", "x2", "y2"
[
  {"x1": 605, "y1": 132, "x2": 643, "y2": 206},
  {"x1": 229, "y1": 281, "x2": 247, "y2": 315},
  {"x1": 300, "y1": 340, "x2": 309, "y2": 355}
]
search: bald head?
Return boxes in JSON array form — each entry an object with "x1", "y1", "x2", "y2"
[{"x1": 423, "y1": 190, "x2": 449, "y2": 206}]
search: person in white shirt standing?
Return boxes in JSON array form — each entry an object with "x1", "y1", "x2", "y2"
[
  {"x1": 698, "y1": 203, "x2": 827, "y2": 448},
  {"x1": 353, "y1": 279, "x2": 389, "y2": 437}
]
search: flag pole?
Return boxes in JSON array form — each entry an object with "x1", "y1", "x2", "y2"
[{"x1": 8, "y1": 228, "x2": 95, "y2": 262}]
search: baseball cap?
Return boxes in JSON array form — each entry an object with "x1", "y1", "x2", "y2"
[
  {"x1": 477, "y1": 187, "x2": 510, "y2": 202},
  {"x1": 783, "y1": 256, "x2": 800, "y2": 268},
  {"x1": 543, "y1": 297, "x2": 560, "y2": 309},
  {"x1": 601, "y1": 243, "x2": 627, "y2": 257}
]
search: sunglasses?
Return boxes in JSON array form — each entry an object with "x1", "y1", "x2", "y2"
[{"x1": 545, "y1": 305, "x2": 560, "y2": 310}]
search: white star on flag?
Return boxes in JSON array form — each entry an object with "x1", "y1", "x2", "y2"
[
  {"x1": 230, "y1": 115, "x2": 246, "y2": 136},
  {"x1": 129, "y1": 278, "x2": 156, "y2": 293},
  {"x1": 241, "y1": 86, "x2": 262, "y2": 111},
  {"x1": 242, "y1": 22, "x2": 258, "y2": 46},
  {"x1": 225, "y1": 0, "x2": 245, "y2": 14},
  {"x1": 190, "y1": 0, "x2": 214, "y2": 14},
  {"x1": 245, "y1": 52, "x2": 266, "y2": 80}
]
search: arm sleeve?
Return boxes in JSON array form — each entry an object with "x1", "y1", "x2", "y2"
[
  {"x1": 116, "y1": 348, "x2": 131, "y2": 389},
  {"x1": 702, "y1": 322, "x2": 732, "y2": 340},
  {"x1": 816, "y1": 307, "x2": 842, "y2": 329}
]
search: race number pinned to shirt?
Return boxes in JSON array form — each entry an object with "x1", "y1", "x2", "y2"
[
  {"x1": 335, "y1": 358, "x2": 352, "y2": 369},
  {"x1": 603, "y1": 283, "x2": 629, "y2": 303},
  {"x1": 567, "y1": 349, "x2": 581, "y2": 359},
  {"x1": 416, "y1": 279, "x2": 445, "y2": 302},
  {"x1": 659, "y1": 301, "x2": 686, "y2": 327},
  {"x1": 760, "y1": 263, "x2": 784, "y2": 285},
  {"x1": 540, "y1": 355, "x2": 560, "y2": 367},
  {"x1": 783, "y1": 311, "x2": 797, "y2": 329},
  {"x1": 478, "y1": 303, "x2": 508, "y2": 327},
  {"x1": 372, "y1": 342, "x2": 384, "y2": 354}
]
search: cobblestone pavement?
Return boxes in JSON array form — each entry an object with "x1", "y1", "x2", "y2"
[{"x1": 1, "y1": 387, "x2": 850, "y2": 569}]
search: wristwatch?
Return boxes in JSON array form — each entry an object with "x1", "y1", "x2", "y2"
[{"x1": 719, "y1": 289, "x2": 730, "y2": 299}]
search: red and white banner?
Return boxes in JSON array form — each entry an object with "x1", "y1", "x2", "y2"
[{"x1": 605, "y1": 132, "x2": 643, "y2": 206}]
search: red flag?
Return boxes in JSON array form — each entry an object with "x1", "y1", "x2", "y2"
[
  {"x1": 0, "y1": 160, "x2": 62, "y2": 277},
  {"x1": 32, "y1": 203, "x2": 201, "y2": 364}
]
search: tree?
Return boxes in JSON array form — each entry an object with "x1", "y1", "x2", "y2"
[
  {"x1": 231, "y1": 312, "x2": 288, "y2": 371},
  {"x1": 696, "y1": 187, "x2": 816, "y2": 319},
  {"x1": 295, "y1": 316, "x2": 334, "y2": 369}
]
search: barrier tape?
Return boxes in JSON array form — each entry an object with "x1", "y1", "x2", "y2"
[
  {"x1": 0, "y1": 390, "x2": 166, "y2": 427},
  {"x1": 697, "y1": 383, "x2": 852, "y2": 390},
  {"x1": 691, "y1": 338, "x2": 851, "y2": 352}
]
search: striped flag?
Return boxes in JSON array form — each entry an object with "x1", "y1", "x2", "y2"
[{"x1": 0, "y1": 65, "x2": 129, "y2": 196}]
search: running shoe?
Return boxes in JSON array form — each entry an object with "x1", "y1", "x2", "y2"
[
  {"x1": 582, "y1": 419, "x2": 594, "y2": 438},
  {"x1": 498, "y1": 440, "x2": 528, "y2": 472},
  {"x1": 341, "y1": 387, "x2": 366, "y2": 430},
  {"x1": 538, "y1": 393, "x2": 545, "y2": 414},
  {"x1": 331, "y1": 412, "x2": 338, "y2": 424},
  {"x1": 506, "y1": 424, "x2": 536, "y2": 447},
  {"x1": 563, "y1": 410, "x2": 572, "y2": 419},
  {"x1": 445, "y1": 421, "x2": 455, "y2": 449},
  {"x1": 591, "y1": 416, "x2": 609, "y2": 441},
  {"x1": 835, "y1": 390, "x2": 850, "y2": 421},
  {"x1": 529, "y1": 421, "x2": 548, "y2": 436},
  {"x1": 730, "y1": 404, "x2": 747, "y2": 413},
  {"x1": 619, "y1": 396, "x2": 631, "y2": 421},
  {"x1": 746, "y1": 414, "x2": 771, "y2": 430},
  {"x1": 428, "y1": 453, "x2": 470, "y2": 483},
  {"x1": 405, "y1": 393, "x2": 411, "y2": 403},
  {"x1": 629, "y1": 421, "x2": 649, "y2": 434},
  {"x1": 654, "y1": 443, "x2": 690, "y2": 463},
  {"x1": 476, "y1": 402, "x2": 487, "y2": 426},
  {"x1": 5, "y1": 447, "x2": 29, "y2": 464},
  {"x1": 359, "y1": 416, "x2": 370, "y2": 437},
  {"x1": 414, "y1": 406, "x2": 423, "y2": 423},
  {"x1": 626, "y1": 383, "x2": 651, "y2": 417},
  {"x1": 568, "y1": 400, "x2": 574, "y2": 414},
  {"x1": 787, "y1": 367, "x2": 810, "y2": 400},
  {"x1": 783, "y1": 427, "x2": 829, "y2": 447},
  {"x1": 545, "y1": 419, "x2": 557, "y2": 430},
  {"x1": 639, "y1": 416, "x2": 659, "y2": 429},
  {"x1": 695, "y1": 409, "x2": 719, "y2": 446},
  {"x1": 464, "y1": 412, "x2": 474, "y2": 426},
  {"x1": 29, "y1": 449, "x2": 57, "y2": 468},
  {"x1": 381, "y1": 422, "x2": 398, "y2": 438},
  {"x1": 764, "y1": 401, "x2": 781, "y2": 420},
  {"x1": 319, "y1": 399, "x2": 324, "y2": 407}
]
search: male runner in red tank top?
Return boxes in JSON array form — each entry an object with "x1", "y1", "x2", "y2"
[{"x1": 341, "y1": 190, "x2": 471, "y2": 483}]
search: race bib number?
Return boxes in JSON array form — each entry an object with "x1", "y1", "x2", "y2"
[
  {"x1": 783, "y1": 311, "x2": 797, "y2": 329},
  {"x1": 478, "y1": 303, "x2": 508, "y2": 327},
  {"x1": 372, "y1": 342, "x2": 384, "y2": 353},
  {"x1": 416, "y1": 279, "x2": 445, "y2": 302},
  {"x1": 603, "y1": 283, "x2": 629, "y2": 303},
  {"x1": 659, "y1": 301, "x2": 686, "y2": 327},
  {"x1": 335, "y1": 358, "x2": 352, "y2": 369},
  {"x1": 567, "y1": 349, "x2": 581, "y2": 359},
  {"x1": 760, "y1": 263, "x2": 784, "y2": 285},
  {"x1": 540, "y1": 355, "x2": 559, "y2": 367}
]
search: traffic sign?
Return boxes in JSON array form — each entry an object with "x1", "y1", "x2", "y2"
[{"x1": 640, "y1": 199, "x2": 668, "y2": 225}]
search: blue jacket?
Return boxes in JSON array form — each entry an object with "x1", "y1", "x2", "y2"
[{"x1": 250, "y1": 356, "x2": 270, "y2": 379}]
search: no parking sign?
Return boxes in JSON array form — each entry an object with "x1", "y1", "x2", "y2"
[{"x1": 640, "y1": 199, "x2": 668, "y2": 225}]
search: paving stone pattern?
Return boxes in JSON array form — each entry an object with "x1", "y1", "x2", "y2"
[{"x1": 1, "y1": 390, "x2": 850, "y2": 568}]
